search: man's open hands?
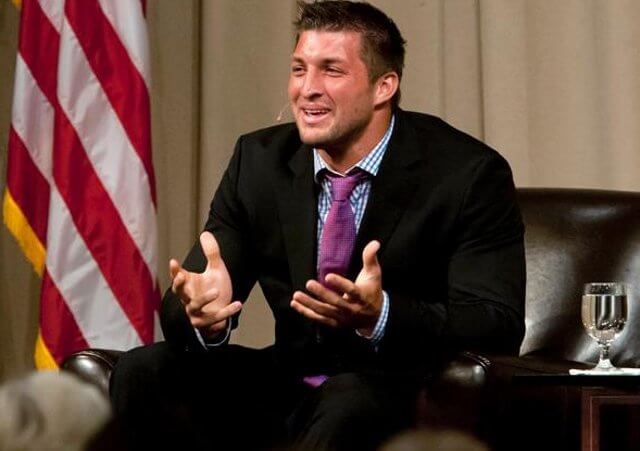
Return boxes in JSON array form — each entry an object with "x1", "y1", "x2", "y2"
[
  {"x1": 170, "y1": 231, "x2": 242, "y2": 339},
  {"x1": 290, "y1": 240, "x2": 383, "y2": 336}
]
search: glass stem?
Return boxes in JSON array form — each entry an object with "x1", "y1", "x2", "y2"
[{"x1": 597, "y1": 342, "x2": 613, "y2": 369}]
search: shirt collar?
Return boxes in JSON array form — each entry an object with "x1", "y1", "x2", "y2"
[{"x1": 313, "y1": 115, "x2": 395, "y2": 183}]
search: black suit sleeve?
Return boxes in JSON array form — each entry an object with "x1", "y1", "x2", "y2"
[
  {"x1": 205, "y1": 137, "x2": 259, "y2": 301},
  {"x1": 160, "y1": 138, "x2": 258, "y2": 351},
  {"x1": 381, "y1": 153, "x2": 525, "y2": 361}
]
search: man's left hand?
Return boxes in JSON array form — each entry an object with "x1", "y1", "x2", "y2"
[{"x1": 291, "y1": 240, "x2": 383, "y2": 336}]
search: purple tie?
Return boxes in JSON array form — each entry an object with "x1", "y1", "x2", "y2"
[
  {"x1": 305, "y1": 170, "x2": 367, "y2": 388},
  {"x1": 317, "y1": 170, "x2": 368, "y2": 285}
]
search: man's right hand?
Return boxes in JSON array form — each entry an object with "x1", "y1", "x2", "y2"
[{"x1": 169, "y1": 231, "x2": 242, "y2": 339}]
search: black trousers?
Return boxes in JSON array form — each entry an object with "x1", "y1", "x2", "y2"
[{"x1": 110, "y1": 342, "x2": 416, "y2": 451}]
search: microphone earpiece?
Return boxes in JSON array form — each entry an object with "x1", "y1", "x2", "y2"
[{"x1": 276, "y1": 102, "x2": 290, "y2": 122}]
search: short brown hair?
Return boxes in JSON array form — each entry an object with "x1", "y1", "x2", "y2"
[{"x1": 294, "y1": 1, "x2": 406, "y2": 107}]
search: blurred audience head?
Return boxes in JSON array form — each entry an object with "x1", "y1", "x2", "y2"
[
  {"x1": 0, "y1": 371, "x2": 111, "y2": 451},
  {"x1": 380, "y1": 427, "x2": 490, "y2": 451}
]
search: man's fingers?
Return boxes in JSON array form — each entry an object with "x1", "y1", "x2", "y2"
[
  {"x1": 290, "y1": 299, "x2": 338, "y2": 327},
  {"x1": 362, "y1": 240, "x2": 381, "y2": 273},
  {"x1": 305, "y1": 280, "x2": 352, "y2": 309},
  {"x1": 185, "y1": 302, "x2": 201, "y2": 317},
  {"x1": 190, "y1": 287, "x2": 219, "y2": 311},
  {"x1": 171, "y1": 270, "x2": 188, "y2": 298},
  {"x1": 323, "y1": 274, "x2": 360, "y2": 301},
  {"x1": 293, "y1": 289, "x2": 342, "y2": 317},
  {"x1": 169, "y1": 259, "x2": 193, "y2": 302},
  {"x1": 200, "y1": 231, "x2": 221, "y2": 269},
  {"x1": 205, "y1": 320, "x2": 229, "y2": 335},
  {"x1": 189, "y1": 301, "x2": 243, "y2": 329},
  {"x1": 169, "y1": 259, "x2": 181, "y2": 280},
  {"x1": 171, "y1": 270, "x2": 184, "y2": 289},
  {"x1": 202, "y1": 300, "x2": 243, "y2": 321}
]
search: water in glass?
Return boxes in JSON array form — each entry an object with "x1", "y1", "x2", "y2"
[{"x1": 581, "y1": 282, "x2": 628, "y2": 371}]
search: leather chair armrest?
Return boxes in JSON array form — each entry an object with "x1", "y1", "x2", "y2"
[
  {"x1": 433, "y1": 351, "x2": 592, "y2": 388},
  {"x1": 481, "y1": 353, "x2": 591, "y2": 379},
  {"x1": 435, "y1": 351, "x2": 492, "y2": 388},
  {"x1": 61, "y1": 349, "x2": 123, "y2": 396},
  {"x1": 420, "y1": 351, "x2": 592, "y2": 438},
  {"x1": 418, "y1": 351, "x2": 494, "y2": 433}
]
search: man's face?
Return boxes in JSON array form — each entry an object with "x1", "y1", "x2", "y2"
[{"x1": 288, "y1": 30, "x2": 377, "y2": 150}]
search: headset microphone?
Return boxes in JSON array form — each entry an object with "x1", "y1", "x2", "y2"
[{"x1": 276, "y1": 102, "x2": 290, "y2": 122}]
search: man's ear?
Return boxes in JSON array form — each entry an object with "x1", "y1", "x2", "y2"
[{"x1": 373, "y1": 72, "x2": 399, "y2": 107}]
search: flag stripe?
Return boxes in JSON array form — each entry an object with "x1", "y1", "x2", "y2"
[
  {"x1": 11, "y1": 56, "x2": 54, "y2": 185},
  {"x1": 34, "y1": 330, "x2": 58, "y2": 369},
  {"x1": 45, "y1": 190, "x2": 145, "y2": 349},
  {"x1": 97, "y1": 0, "x2": 150, "y2": 87},
  {"x1": 37, "y1": 0, "x2": 64, "y2": 33},
  {"x1": 18, "y1": 0, "x2": 59, "y2": 106},
  {"x1": 3, "y1": 190, "x2": 45, "y2": 276},
  {"x1": 65, "y1": 0, "x2": 156, "y2": 205},
  {"x1": 57, "y1": 17, "x2": 158, "y2": 277},
  {"x1": 40, "y1": 269, "x2": 90, "y2": 364},
  {"x1": 6, "y1": 127, "x2": 50, "y2": 245},
  {"x1": 52, "y1": 108, "x2": 157, "y2": 344}
]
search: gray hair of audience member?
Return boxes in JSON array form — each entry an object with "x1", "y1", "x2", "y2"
[
  {"x1": 380, "y1": 428, "x2": 490, "y2": 451},
  {"x1": 0, "y1": 371, "x2": 111, "y2": 451}
]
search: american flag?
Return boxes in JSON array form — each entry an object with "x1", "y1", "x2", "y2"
[{"x1": 3, "y1": 0, "x2": 159, "y2": 369}]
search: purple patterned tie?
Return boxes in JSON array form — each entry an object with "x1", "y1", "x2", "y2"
[
  {"x1": 304, "y1": 170, "x2": 368, "y2": 389},
  {"x1": 317, "y1": 169, "x2": 369, "y2": 285}
]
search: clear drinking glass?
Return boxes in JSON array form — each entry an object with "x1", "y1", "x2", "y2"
[{"x1": 581, "y1": 282, "x2": 628, "y2": 372}]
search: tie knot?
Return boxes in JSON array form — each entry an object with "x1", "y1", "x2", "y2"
[{"x1": 325, "y1": 170, "x2": 368, "y2": 201}]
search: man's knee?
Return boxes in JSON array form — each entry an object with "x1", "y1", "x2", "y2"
[
  {"x1": 290, "y1": 373, "x2": 401, "y2": 450},
  {"x1": 114, "y1": 341, "x2": 177, "y2": 374},
  {"x1": 110, "y1": 342, "x2": 181, "y2": 406},
  {"x1": 317, "y1": 373, "x2": 389, "y2": 426}
]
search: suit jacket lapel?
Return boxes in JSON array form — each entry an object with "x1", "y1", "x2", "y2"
[
  {"x1": 350, "y1": 112, "x2": 424, "y2": 277},
  {"x1": 275, "y1": 144, "x2": 317, "y2": 292}
]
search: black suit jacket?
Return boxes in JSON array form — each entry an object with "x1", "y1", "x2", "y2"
[{"x1": 161, "y1": 110, "x2": 525, "y2": 376}]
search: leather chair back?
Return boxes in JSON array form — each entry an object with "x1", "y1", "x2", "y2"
[{"x1": 518, "y1": 188, "x2": 640, "y2": 367}]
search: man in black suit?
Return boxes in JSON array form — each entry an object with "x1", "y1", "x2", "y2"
[{"x1": 111, "y1": 2, "x2": 525, "y2": 450}]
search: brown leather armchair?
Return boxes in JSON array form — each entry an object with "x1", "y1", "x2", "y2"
[
  {"x1": 63, "y1": 188, "x2": 640, "y2": 449},
  {"x1": 416, "y1": 188, "x2": 640, "y2": 449}
]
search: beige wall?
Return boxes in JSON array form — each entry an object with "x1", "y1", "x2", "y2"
[
  {"x1": 147, "y1": 0, "x2": 201, "y2": 306},
  {"x1": 2, "y1": 0, "x2": 640, "y2": 378},
  {"x1": 0, "y1": 0, "x2": 39, "y2": 380}
]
